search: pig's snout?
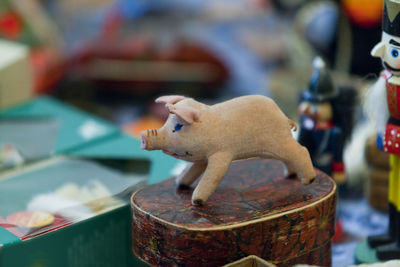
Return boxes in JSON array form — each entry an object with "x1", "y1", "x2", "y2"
[{"x1": 140, "y1": 129, "x2": 163, "y2": 150}]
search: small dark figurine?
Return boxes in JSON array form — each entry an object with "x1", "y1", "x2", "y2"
[
  {"x1": 366, "y1": 0, "x2": 400, "y2": 260},
  {"x1": 298, "y1": 57, "x2": 357, "y2": 184}
]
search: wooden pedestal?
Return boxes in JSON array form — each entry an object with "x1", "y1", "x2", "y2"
[
  {"x1": 365, "y1": 134, "x2": 390, "y2": 212},
  {"x1": 131, "y1": 159, "x2": 336, "y2": 266}
]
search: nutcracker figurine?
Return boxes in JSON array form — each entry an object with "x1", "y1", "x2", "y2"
[
  {"x1": 367, "y1": 0, "x2": 400, "y2": 260},
  {"x1": 298, "y1": 57, "x2": 356, "y2": 184}
]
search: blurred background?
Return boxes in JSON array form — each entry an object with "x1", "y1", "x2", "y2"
[
  {"x1": 0, "y1": 0, "x2": 384, "y2": 124},
  {"x1": 0, "y1": 0, "x2": 390, "y2": 266}
]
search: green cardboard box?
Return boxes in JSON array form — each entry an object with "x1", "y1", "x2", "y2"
[
  {"x1": 0, "y1": 133, "x2": 183, "y2": 267},
  {"x1": 0, "y1": 156, "x2": 145, "y2": 267},
  {"x1": 0, "y1": 96, "x2": 184, "y2": 266},
  {"x1": 0, "y1": 96, "x2": 120, "y2": 169},
  {"x1": 70, "y1": 133, "x2": 186, "y2": 184}
]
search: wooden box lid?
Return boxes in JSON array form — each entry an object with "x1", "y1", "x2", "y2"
[{"x1": 131, "y1": 159, "x2": 336, "y2": 266}]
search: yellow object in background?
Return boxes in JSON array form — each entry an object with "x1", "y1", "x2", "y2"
[
  {"x1": 389, "y1": 155, "x2": 400, "y2": 211},
  {"x1": 342, "y1": 0, "x2": 383, "y2": 27},
  {"x1": 0, "y1": 39, "x2": 33, "y2": 108},
  {"x1": 7, "y1": 211, "x2": 54, "y2": 228}
]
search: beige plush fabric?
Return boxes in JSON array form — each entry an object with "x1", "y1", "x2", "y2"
[{"x1": 141, "y1": 95, "x2": 316, "y2": 205}]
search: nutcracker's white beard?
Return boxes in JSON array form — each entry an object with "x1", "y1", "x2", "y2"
[{"x1": 364, "y1": 76, "x2": 389, "y2": 134}]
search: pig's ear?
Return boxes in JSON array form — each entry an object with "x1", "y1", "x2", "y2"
[
  {"x1": 167, "y1": 104, "x2": 200, "y2": 124},
  {"x1": 155, "y1": 95, "x2": 186, "y2": 105}
]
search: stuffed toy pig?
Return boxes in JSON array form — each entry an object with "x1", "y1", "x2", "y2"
[{"x1": 141, "y1": 95, "x2": 316, "y2": 205}]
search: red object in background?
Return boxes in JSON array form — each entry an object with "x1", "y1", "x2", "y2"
[
  {"x1": 72, "y1": 7, "x2": 229, "y2": 93},
  {"x1": 73, "y1": 38, "x2": 229, "y2": 93},
  {"x1": 0, "y1": 213, "x2": 72, "y2": 241},
  {"x1": 0, "y1": 10, "x2": 66, "y2": 94},
  {"x1": 6, "y1": 211, "x2": 55, "y2": 228},
  {"x1": 332, "y1": 219, "x2": 344, "y2": 243},
  {"x1": 0, "y1": 216, "x2": 24, "y2": 238},
  {"x1": 0, "y1": 11, "x2": 22, "y2": 40},
  {"x1": 21, "y1": 214, "x2": 73, "y2": 241},
  {"x1": 30, "y1": 48, "x2": 67, "y2": 94},
  {"x1": 342, "y1": 0, "x2": 383, "y2": 28}
]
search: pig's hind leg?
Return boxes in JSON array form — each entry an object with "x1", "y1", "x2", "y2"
[
  {"x1": 284, "y1": 162, "x2": 297, "y2": 178},
  {"x1": 260, "y1": 153, "x2": 297, "y2": 178},
  {"x1": 283, "y1": 142, "x2": 316, "y2": 184},
  {"x1": 191, "y1": 152, "x2": 233, "y2": 206},
  {"x1": 176, "y1": 161, "x2": 207, "y2": 188},
  {"x1": 267, "y1": 140, "x2": 316, "y2": 184}
]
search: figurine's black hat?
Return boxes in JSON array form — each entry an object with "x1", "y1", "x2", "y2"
[
  {"x1": 383, "y1": 0, "x2": 400, "y2": 37},
  {"x1": 302, "y1": 57, "x2": 338, "y2": 102}
]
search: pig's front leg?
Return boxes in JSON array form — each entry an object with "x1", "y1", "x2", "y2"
[
  {"x1": 191, "y1": 152, "x2": 233, "y2": 206},
  {"x1": 176, "y1": 161, "x2": 207, "y2": 187}
]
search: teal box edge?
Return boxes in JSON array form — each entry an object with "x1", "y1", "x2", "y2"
[
  {"x1": 0, "y1": 95, "x2": 120, "y2": 154},
  {"x1": 69, "y1": 133, "x2": 185, "y2": 184}
]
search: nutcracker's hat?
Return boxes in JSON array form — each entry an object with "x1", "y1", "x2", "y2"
[
  {"x1": 383, "y1": 0, "x2": 400, "y2": 37},
  {"x1": 302, "y1": 57, "x2": 338, "y2": 102}
]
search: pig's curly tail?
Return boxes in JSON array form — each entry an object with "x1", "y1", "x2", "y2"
[{"x1": 288, "y1": 119, "x2": 297, "y2": 131}]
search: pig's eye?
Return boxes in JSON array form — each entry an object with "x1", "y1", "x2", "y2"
[
  {"x1": 173, "y1": 123, "x2": 183, "y2": 132},
  {"x1": 392, "y1": 48, "x2": 399, "y2": 58}
]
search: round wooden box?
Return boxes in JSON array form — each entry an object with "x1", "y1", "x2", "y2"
[{"x1": 131, "y1": 159, "x2": 336, "y2": 266}]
